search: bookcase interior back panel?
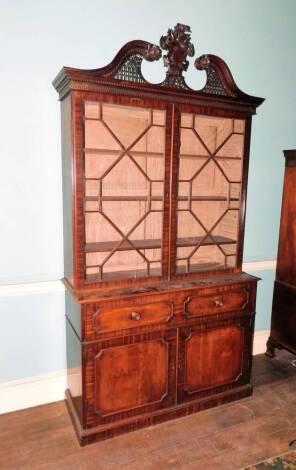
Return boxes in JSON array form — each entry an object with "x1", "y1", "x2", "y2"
[
  {"x1": 176, "y1": 114, "x2": 245, "y2": 274},
  {"x1": 84, "y1": 101, "x2": 166, "y2": 282}
]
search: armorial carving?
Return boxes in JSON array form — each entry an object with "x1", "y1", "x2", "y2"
[{"x1": 160, "y1": 23, "x2": 195, "y2": 88}]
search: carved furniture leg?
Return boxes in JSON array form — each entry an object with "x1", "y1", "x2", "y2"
[{"x1": 265, "y1": 336, "x2": 280, "y2": 358}]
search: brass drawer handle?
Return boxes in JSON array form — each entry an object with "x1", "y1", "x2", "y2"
[
  {"x1": 214, "y1": 299, "x2": 224, "y2": 307},
  {"x1": 131, "y1": 311, "x2": 141, "y2": 321}
]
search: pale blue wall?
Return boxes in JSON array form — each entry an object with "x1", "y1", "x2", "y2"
[
  {"x1": 0, "y1": 0, "x2": 295, "y2": 382},
  {"x1": 0, "y1": 292, "x2": 65, "y2": 382},
  {"x1": 250, "y1": 269, "x2": 276, "y2": 331}
]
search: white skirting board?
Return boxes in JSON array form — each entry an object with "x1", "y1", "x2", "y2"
[
  {"x1": 0, "y1": 370, "x2": 67, "y2": 415},
  {"x1": 252, "y1": 329, "x2": 270, "y2": 355},
  {"x1": 0, "y1": 329, "x2": 270, "y2": 415}
]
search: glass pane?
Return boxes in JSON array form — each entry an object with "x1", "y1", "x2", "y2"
[
  {"x1": 194, "y1": 115, "x2": 233, "y2": 154},
  {"x1": 84, "y1": 102, "x2": 166, "y2": 282},
  {"x1": 176, "y1": 113, "x2": 245, "y2": 274}
]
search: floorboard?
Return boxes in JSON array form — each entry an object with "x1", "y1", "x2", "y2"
[{"x1": 1, "y1": 351, "x2": 296, "y2": 470}]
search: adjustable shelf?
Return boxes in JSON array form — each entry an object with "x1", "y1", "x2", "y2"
[
  {"x1": 178, "y1": 196, "x2": 239, "y2": 201},
  {"x1": 85, "y1": 150, "x2": 243, "y2": 161},
  {"x1": 85, "y1": 195, "x2": 163, "y2": 202},
  {"x1": 176, "y1": 262, "x2": 225, "y2": 274},
  {"x1": 84, "y1": 195, "x2": 239, "y2": 202},
  {"x1": 85, "y1": 235, "x2": 236, "y2": 253},
  {"x1": 84, "y1": 148, "x2": 164, "y2": 158},
  {"x1": 85, "y1": 266, "x2": 162, "y2": 283},
  {"x1": 180, "y1": 153, "x2": 242, "y2": 161}
]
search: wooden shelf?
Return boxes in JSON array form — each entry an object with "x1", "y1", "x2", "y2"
[
  {"x1": 85, "y1": 196, "x2": 163, "y2": 202},
  {"x1": 86, "y1": 266, "x2": 161, "y2": 283},
  {"x1": 178, "y1": 196, "x2": 239, "y2": 201},
  {"x1": 85, "y1": 235, "x2": 236, "y2": 253},
  {"x1": 179, "y1": 154, "x2": 242, "y2": 161},
  {"x1": 176, "y1": 262, "x2": 225, "y2": 274},
  {"x1": 86, "y1": 260, "x2": 230, "y2": 283},
  {"x1": 177, "y1": 236, "x2": 235, "y2": 247},
  {"x1": 84, "y1": 148, "x2": 164, "y2": 158},
  {"x1": 86, "y1": 239, "x2": 160, "y2": 253},
  {"x1": 85, "y1": 148, "x2": 122, "y2": 155},
  {"x1": 84, "y1": 149, "x2": 241, "y2": 161},
  {"x1": 84, "y1": 195, "x2": 239, "y2": 202}
]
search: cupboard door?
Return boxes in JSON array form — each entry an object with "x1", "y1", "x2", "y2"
[
  {"x1": 83, "y1": 99, "x2": 169, "y2": 284},
  {"x1": 177, "y1": 317, "x2": 252, "y2": 403},
  {"x1": 84, "y1": 329, "x2": 177, "y2": 426},
  {"x1": 174, "y1": 111, "x2": 246, "y2": 275}
]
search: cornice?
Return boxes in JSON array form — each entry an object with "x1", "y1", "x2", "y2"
[{"x1": 52, "y1": 23, "x2": 264, "y2": 113}]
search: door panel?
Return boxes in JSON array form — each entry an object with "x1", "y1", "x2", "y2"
[
  {"x1": 83, "y1": 100, "x2": 169, "y2": 283},
  {"x1": 185, "y1": 325, "x2": 243, "y2": 393},
  {"x1": 178, "y1": 317, "x2": 251, "y2": 403},
  {"x1": 84, "y1": 329, "x2": 177, "y2": 426},
  {"x1": 95, "y1": 339, "x2": 168, "y2": 416},
  {"x1": 172, "y1": 108, "x2": 246, "y2": 277}
]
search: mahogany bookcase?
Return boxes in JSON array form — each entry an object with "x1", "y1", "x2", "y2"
[{"x1": 53, "y1": 23, "x2": 264, "y2": 445}]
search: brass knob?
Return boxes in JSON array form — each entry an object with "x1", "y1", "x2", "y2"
[
  {"x1": 214, "y1": 299, "x2": 224, "y2": 307},
  {"x1": 131, "y1": 311, "x2": 141, "y2": 321}
]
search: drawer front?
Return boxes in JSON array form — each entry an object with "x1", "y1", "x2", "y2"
[
  {"x1": 184, "y1": 288, "x2": 250, "y2": 318},
  {"x1": 93, "y1": 301, "x2": 173, "y2": 335}
]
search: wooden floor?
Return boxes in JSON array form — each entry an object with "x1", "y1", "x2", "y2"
[{"x1": 1, "y1": 351, "x2": 296, "y2": 470}]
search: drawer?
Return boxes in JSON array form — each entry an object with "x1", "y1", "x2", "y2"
[
  {"x1": 92, "y1": 301, "x2": 173, "y2": 335},
  {"x1": 183, "y1": 288, "x2": 250, "y2": 318}
]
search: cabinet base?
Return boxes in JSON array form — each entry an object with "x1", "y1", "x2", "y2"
[
  {"x1": 65, "y1": 385, "x2": 253, "y2": 446},
  {"x1": 265, "y1": 282, "x2": 296, "y2": 359},
  {"x1": 265, "y1": 336, "x2": 281, "y2": 358},
  {"x1": 265, "y1": 335, "x2": 296, "y2": 358}
]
